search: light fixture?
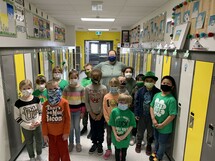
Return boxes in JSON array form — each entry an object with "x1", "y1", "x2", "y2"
[
  {"x1": 88, "y1": 29, "x2": 109, "y2": 31},
  {"x1": 81, "y1": 18, "x2": 115, "y2": 22}
]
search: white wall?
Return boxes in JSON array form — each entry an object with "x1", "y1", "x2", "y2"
[
  {"x1": 65, "y1": 25, "x2": 76, "y2": 46},
  {"x1": 132, "y1": 0, "x2": 215, "y2": 51}
]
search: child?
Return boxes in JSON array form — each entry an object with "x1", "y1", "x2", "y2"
[
  {"x1": 122, "y1": 67, "x2": 136, "y2": 95},
  {"x1": 109, "y1": 94, "x2": 136, "y2": 161},
  {"x1": 149, "y1": 76, "x2": 177, "y2": 161},
  {"x1": 63, "y1": 69, "x2": 85, "y2": 152},
  {"x1": 85, "y1": 69, "x2": 107, "y2": 155},
  {"x1": 80, "y1": 63, "x2": 92, "y2": 136},
  {"x1": 134, "y1": 71, "x2": 160, "y2": 155},
  {"x1": 103, "y1": 78, "x2": 120, "y2": 159},
  {"x1": 14, "y1": 79, "x2": 43, "y2": 161},
  {"x1": 42, "y1": 80, "x2": 71, "y2": 161},
  {"x1": 52, "y1": 66, "x2": 68, "y2": 91},
  {"x1": 117, "y1": 76, "x2": 129, "y2": 95}
]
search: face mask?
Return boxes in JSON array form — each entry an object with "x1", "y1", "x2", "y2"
[
  {"x1": 145, "y1": 82, "x2": 154, "y2": 89},
  {"x1": 136, "y1": 82, "x2": 144, "y2": 88},
  {"x1": 37, "y1": 84, "x2": 45, "y2": 91},
  {"x1": 161, "y1": 84, "x2": 172, "y2": 92},
  {"x1": 110, "y1": 87, "x2": 118, "y2": 94},
  {"x1": 92, "y1": 79, "x2": 100, "y2": 84},
  {"x1": 70, "y1": 79, "x2": 78, "y2": 86},
  {"x1": 85, "y1": 71, "x2": 90, "y2": 76},
  {"x1": 125, "y1": 73, "x2": 132, "y2": 78},
  {"x1": 22, "y1": 89, "x2": 33, "y2": 97},
  {"x1": 53, "y1": 73, "x2": 61, "y2": 79},
  {"x1": 118, "y1": 103, "x2": 128, "y2": 111},
  {"x1": 108, "y1": 56, "x2": 116, "y2": 62},
  {"x1": 48, "y1": 88, "x2": 62, "y2": 105}
]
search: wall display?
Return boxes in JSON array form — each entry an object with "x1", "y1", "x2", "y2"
[
  {"x1": 166, "y1": 21, "x2": 172, "y2": 33},
  {"x1": 54, "y1": 24, "x2": 65, "y2": 42},
  {"x1": 196, "y1": 12, "x2": 206, "y2": 29},
  {"x1": 129, "y1": 25, "x2": 140, "y2": 44},
  {"x1": 121, "y1": 30, "x2": 129, "y2": 47},
  {"x1": 191, "y1": 1, "x2": 199, "y2": 18},
  {"x1": 208, "y1": 15, "x2": 215, "y2": 33},
  {"x1": 0, "y1": 0, "x2": 16, "y2": 37},
  {"x1": 25, "y1": 9, "x2": 50, "y2": 40},
  {"x1": 14, "y1": 0, "x2": 24, "y2": 22},
  {"x1": 174, "y1": 13, "x2": 181, "y2": 26},
  {"x1": 183, "y1": 10, "x2": 190, "y2": 23}
]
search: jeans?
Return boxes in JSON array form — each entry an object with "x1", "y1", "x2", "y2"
[
  {"x1": 154, "y1": 128, "x2": 170, "y2": 160},
  {"x1": 106, "y1": 125, "x2": 112, "y2": 147},
  {"x1": 69, "y1": 111, "x2": 81, "y2": 144},
  {"x1": 22, "y1": 126, "x2": 42, "y2": 158},
  {"x1": 82, "y1": 111, "x2": 88, "y2": 127},
  {"x1": 115, "y1": 147, "x2": 127, "y2": 161}
]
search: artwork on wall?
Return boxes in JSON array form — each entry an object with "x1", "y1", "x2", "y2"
[
  {"x1": 174, "y1": 13, "x2": 181, "y2": 26},
  {"x1": 192, "y1": 1, "x2": 199, "y2": 18},
  {"x1": 208, "y1": 15, "x2": 215, "y2": 33},
  {"x1": 173, "y1": 22, "x2": 191, "y2": 49},
  {"x1": 166, "y1": 21, "x2": 172, "y2": 33},
  {"x1": 196, "y1": 12, "x2": 206, "y2": 29},
  {"x1": 54, "y1": 24, "x2": 65, "y2": 42},
  {"x1": 121, "y1": 30, "x2": 129, "y2": 47},
  {"x1": 0, "y1": 0, "x2": 16, "y2": 37},
  {"x1": 183, "y1": 10, "x2": 190, "y2": 23}
]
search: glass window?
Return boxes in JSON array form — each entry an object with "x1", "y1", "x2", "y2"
[
  {"x1": 91, "y1": 43, "x2": 98, "y2": 54},
  {"x1": 101, "y1": 44, "x2": 108, "y2": 54}
]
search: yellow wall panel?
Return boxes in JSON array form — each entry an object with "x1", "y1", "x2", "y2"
[
  {"x1": 184, "y1": 61, "x2": 214, "y2": 161},
  {"x1": 39, "y1": 52, "x2": 44, "y2": 74},
  {"x1": 146, "y1": 54, "x2": 152, "y2": 72},
  {"x1": 51, "y1": 51, "x2": 56, "y2": 69},
  {"x1": 162, "y1": 56, "x2": 171, "y2": 76},
  {"x1": 125, "y1": 53, "x2": 129, "y2": 66},
  {"x1": 129, "y1": 52, "x2": 133, "y2": 67}
]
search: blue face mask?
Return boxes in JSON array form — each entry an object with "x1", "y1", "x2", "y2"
[
  {"x1": 118, "y1": 103, "x2": 128, "y2": 111},
  {"x1": 108, "y1": 56, "x2": 116, "y2": 62},
  {"x1": 48, "y1": 88, "x2": 62, "y2": 105},
  {"x1": 110, "y1": 87, "x2": 118, "y2": 94}
]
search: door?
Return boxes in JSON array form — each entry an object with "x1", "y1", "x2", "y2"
[
  {"x1": 184, "y1": 61, "x2": 214, "y2": 161},
  {"x1": 200, "y1": 66, "x2": 215, "y2": 161},
  {"x1": 162, "y1": 55, "x2": 171, "y2": 77},
  {"x1": 155, "y1": 55, "x2": 163, "y2": 88}
]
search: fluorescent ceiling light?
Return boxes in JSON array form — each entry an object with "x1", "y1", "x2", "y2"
[
  {"x1": 81, "y1": 18, "x2": 115, "y2": 22},
  {"x1": 88, "y1": 29, "x2": 109, "y2": 31}
]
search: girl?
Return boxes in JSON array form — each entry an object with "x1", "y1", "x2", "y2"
[
  {"x1": 122, "y1": 66, "x2": 136, "y2": 95},
  {"x1": 52, "y1": 66, "x2": 68, "y2": 91},
  {"x1": 14, "y1": 80, "x2": 43, "y2": 161},
  {"x1": 149, "y1": 76, "x2": 177, "y2": 161},
  {"x1": 63, "y1": 69, "x2": 85, "y2": 152},
  {"x1": 103, "y1": 78, "x2": 120, "y2": 159},
  {"x1": 109, "y1": 94, "x2": 136, "y2": 161}
]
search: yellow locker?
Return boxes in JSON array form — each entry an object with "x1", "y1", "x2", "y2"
[
  {"x1": 184, "y1": 61, "x2": 214, "y2": 161},
  {"x1": 129, "y1": 52, "x2": 133, "y2": 67},
  {"x1": 51, "y1": 50, "x2": 56, "y2": 69},
  {"x1": 125, "y1": 53, "x2": 129, "y2": 66},
  {"x1": 146, "y1": 53, "x2": 152, "y2": 72},
  {"x1": 60, "y1": 50, "x2": 63, "y2": 67},
  {"x1": 14, "y1": 53, "x2": 26, "y2": 143},
  {"x1": 136, "y1": 53, "x2": 140, "y2": 74},
  {"x1": 39, "y1": 52, "x2": 44, "y2": 75},
  {"x1": 162, "y1": 56, "x2": 171, "y2": 76}
]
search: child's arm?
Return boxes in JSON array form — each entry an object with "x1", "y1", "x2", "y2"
[
  {"x1": 63, "y1": 100, "x2": 71, "y2": 140},
  {"x1": 102, "y1": 96, "x2": 109, "y2": 122},
  {"x1": 119, "y1": 126, "x2": 133, "y2": 140},
  {"x1": 42, "y1": 102, "x2": 49, "y2": 143},
  {"x1": 80, "y1": 88, "x2": 86, "y2": 118},
  {"x1": 111, "y1": 126, "x2": 121, "y2": 142},
  {"x1": 156, "y1": 115, "x2": 176, "y2": 129},
  {"x1": 150, "y1": 107, "x2": 158, "y2": 126}
]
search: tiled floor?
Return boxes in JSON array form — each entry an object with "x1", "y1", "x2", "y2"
[{"x1": 16, "y1": 126, "x2": 170, "y2": 161}]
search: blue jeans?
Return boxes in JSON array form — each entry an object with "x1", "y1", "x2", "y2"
[
  {"x1": 69, "y1": 111, "x2": 81, "y2": 144},
  {"x1": 154, "y1": 128, "x2": 170, "y2": 160}
]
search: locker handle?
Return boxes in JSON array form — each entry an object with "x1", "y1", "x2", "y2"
[
  {"x1": 178, "y1": 103, "x2": 181, "y2": 107},
  {"x1": 189, "y1": 112, "x2": 194, "y2": 129},
  {"x1": 206, "y1": 124, "x2": 214, "y2": 147}
]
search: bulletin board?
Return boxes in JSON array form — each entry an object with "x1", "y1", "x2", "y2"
[
  {"x1": 142, "y1": 12, "x2": 166, "y2": 42},
  {"x1": 0, "y1": 0, "x2": 16, "y2": 37},
  {"x1": 129, "y1": 25, "x2": 140, "y2": 44},
  {"x1": 172, "y1": 0, "x2": 215, "y2": 39},
  {"x1": 25, "y1": 9, "x2": 50, "y2": 40},
  {"x1": 54, "y1": 24, "x2": 65, "y2": 42}
]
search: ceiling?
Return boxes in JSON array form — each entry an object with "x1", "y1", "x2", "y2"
[{"x1": 27, "y1": 0, "x2": 169, "y2": 31}]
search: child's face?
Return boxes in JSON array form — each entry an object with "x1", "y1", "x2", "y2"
[
  {"x1": 69, "y1": 73, "x2": 78, "y2": 80},
  {"x1": 85, "y1": 65, "x2": 92, "y2": 73},
  {"x1": 46, "y1": 82, "x2": 59, "y2": 90},
  {"x1": 118, "y1": 76, "x2": 126, "y2": 84},
  {"x1": 161, "y1": 78, "x2": 172, "y2": 86},
  {"x1": 124, "y1": 68, "x2": 132, "y2": 74},
  {"x1": 20, "y1": 84, "x2": 32, "y2": 91},
  {"x1": 145, "y1": 78, "x2": 155, "y2": 83}
]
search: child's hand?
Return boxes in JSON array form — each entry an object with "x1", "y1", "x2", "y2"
[
  {"x1": 80, "y1": 113, "x2": 84, "y2": 119},
  {"x1": 152, "y1": 118, "x2": 158, "y2": 126},
  {"x1": 135, "y1": 116, "x2": 140, "y2": 120},
  {"x1": 95, "y1": 114, "x2": 102, "y2": 121},
  {"x1": 156, "y1": 123, "x2": 164, "y2": 129},
  {"x1": 115, "y1": 135, "x2": 122, "y2": 142},
  {"x1": 29, "y1": 124, "x2": 35, "y2": 129},
  {"x1": 62, "y1": 134, "x2": 69, "y2": 141},
  {"x1": 44, "y1": 135, "x2": 49, "y2": 143},
  {"x1": 90, "y1": 112, "x2": 97, "y2": 120},
  {"x1": 33, "y1": 121, "x2": 40, "y2": 127}
]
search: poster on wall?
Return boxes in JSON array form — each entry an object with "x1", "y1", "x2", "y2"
[
  {"x1": 196, "y1": 12, "x2": 206, "y2": 29},
  {"x1": 0, "y1": 0, "x2": 16, "y2": 37},
  {"x1": 192, "y1": 1, "x2": 199, "y2": 18},
  {"x1": 54, "y1": 24, "x2": 65, "y2": 42},
  {"x1": 208, "y1": 15, "x2": 215, "y2": 33},
  {"x1": 25, "y1": 9, "x2": 50, "y2": 40}
]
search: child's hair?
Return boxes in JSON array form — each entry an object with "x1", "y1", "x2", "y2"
[
  {"x1": 161, "y1": 75, "x2": 177, "y2": 98},
  {"x1": 84, "y1": 63, "x2": 92, "y2": 69},
  {"x1": 19, "y1": 79, "x2": 33, "y2": 90},
  {"x1": 109, "y1": 77, "x2": 120, "y2": 87},
  {"x1": 69, "y1": 69, "x2": 79, "y2": 78},
  {"x1": 91, "y1": 69, "x2": 102, "y2": 78},
  {"x1": 118, "y1": 94, "x2": 132, "y2": 105},
  {"x1": 46, "y1": 80, "x2": 59, "y2": 88},
  {"x1": 36, "y1": 74, "x2": 46, "y2": 84},
  {"x1": 52, "y1": 66, "x2": 63, "y2": 74},
  {"x1": 135, "y1": 74, "x2": 144, "y2": 81},
  {"x1": 122, "y1": 66, "x2": 134, "y2": 74}
]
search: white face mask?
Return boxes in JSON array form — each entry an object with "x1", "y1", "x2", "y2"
[
  {"x1": 37, "y1": 84, "x2": 45, "y2": 91},
  {"x1": 22, "y1": 89, "x2": 33, "y2": 97},
  {"x1": 144, "y1": 82, "x2": 154, "y2": 89},
  {"x1": 54, "y1": 73, "x2": 61, "y2": 79},
  {"x1": 125, "y1": 73, "x2": 132, "y2": 78},
  {"x1": 70, "y1": 79, "x2": 78, "y2": 85},
  {"x1": 118, "y1": 103, "x2": 129, "y2": 111}
]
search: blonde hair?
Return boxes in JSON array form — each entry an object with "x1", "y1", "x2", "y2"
[
  {"x1": 36, "y1": 74, "x2": 46, "y2": 84},
  {"x1": 109, "y1": 77, "x2": 120, "y2": 87},
  {"x1": 19, "y1": 79, "x2": 33, "y2": 90},
  {"x1": 84, "y1": 63, "x2": 92, "y2": 69},
  {"x1": 69, "y1": 69, "x2": 79, "y2": 78},
  {"x1": 118, "y1": 94, "x2": 132, "y2": 105},
  {"x1": 46, "y1": 80, "x2": 58, "y2": 88},
  {"x1": 52, "y1": 66, "x2": 63, "y2": 73}
]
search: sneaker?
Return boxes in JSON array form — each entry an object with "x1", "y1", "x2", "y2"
[
  {"x1": 42, "y1": 143, "x2": 47, "y2": 148},
  {"x1": 87, "y1": 130, "x2": 92, "y2": 139},
  {"x1": 149, "y1": 152, "x2": 157, "y2": 161},
  {"x1": 68, "y1": 143, "x2": 74, "y2": 152},
  {"x1": 97, "y1": 144, "x2": 103, "y2": 155},
  {"x1": 149, "y1": 156, "x2": 161, "y2": 161},
  {"x1": 103, "y1": 149, "x2": 112, "y2": 160},
  {"x1": 89, "y1": 144, "x2": 98, "y2": 154},
  {"x1": 76, "y1": 144, "x2": 82, "y2": 152},
  {"x1": 129, "y1": 136, "x2": 136, "y2": 146},
  {"x1": 30, "y1": 158, "x2": 36, "y2": 161},
  {"x1": 135, "y1": 143, "x2": 141, "y2": 153},
  {"x1": 81, "y1": 126, "x2": 87, "y2": 135},
  {"x1": 146, "y1": 144, "x2": 152, "y2": 156},
  {"x1": 36, "y1": 155, "x2": 44, "y2": 161}
]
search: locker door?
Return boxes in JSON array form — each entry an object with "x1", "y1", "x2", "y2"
[
  {"x1": 24, "y1": 53, "x2": 33, "y2": 83},
  {"x1": 125, "y1": 53, "x2": 129, "y2": 66},
  {"x1": 143, "y1": 53, "x2": 147, "y2": 74},
  {"x1": 201, "y1": 66, "x2": 215, "y2": 161},
  {"x1": 173, "y1": 59, "x2": 195, "y2": 161},
  {"x1": 184, "y1": 61, "x2": 214, "y2": 161},
  {"x1": 151, "y1": 54, "x2": 156, "y2": 73},
  {"x1": 129, "y1": 51, "x2": 133, "y2": 67},
  {"x1": 139, "y1": 52, "x2": 144, "y2": 74},
  {"x1": 43, "y1": 52, "x2": 49, "y2": 80},
  {"x1": 31, "y1": 51, "x2": 39, "y2": 82},
  {"x1": 39, "y1": 51, "x2": 44, "y2": 75},
  {"x1": 1, "y1": 55, "x2": 24, "y2": 161},
  {"x1": 155, "y1": 55, "x2": 163, "y2": 88},
  {"x1": 52, "y1": 50, "x2": 56, "y2": 69},
  {"x1": 162, "y1": 55, "x2": 171, "y2": 77},
  {"x1": 135, "y1": 52, "x2": 141, "y2": 76},
  {"x1": 146, "y1": 53, "x2": 152, "y2": 72}
]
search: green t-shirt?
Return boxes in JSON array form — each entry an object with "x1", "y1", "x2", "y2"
[
  {"x1": 81, "y1": 77, "x2": 92, "y2": 87},
  {"x1": 32, "y1": 89, "x2": 48, "y2": 104},
  {"x1": 109, "y1": 108, "x2": 136, "y2": 149},
  {"x1": 59, "y1": 79, "x2": 69, "y2": 91},
  {"x1": 150, "y1": 92, "x2": 177, "y2": 134}
]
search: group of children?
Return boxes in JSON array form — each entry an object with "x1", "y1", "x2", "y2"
[{"x1": 14, "y1": 63, "x2": 177, "y2": 161}]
